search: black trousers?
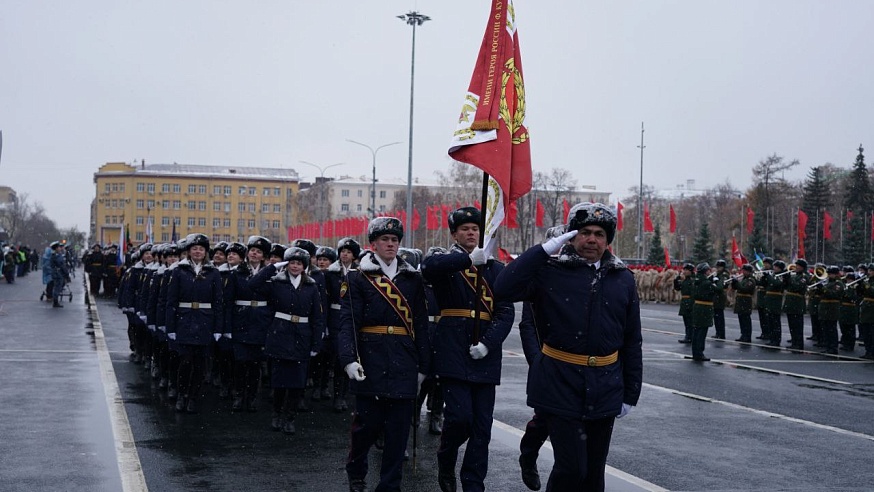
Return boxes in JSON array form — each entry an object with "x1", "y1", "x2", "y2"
[
  {"x1": 177, "y1": 345, "x2": 208, "y2": 400},
  {"x1": 438, "y1": 380, "x2": 496, "y2": 492},
  {"x1": 692, "y1": 325, "x2": 709, "y2": 358},
  {"x1": 520, "y1": 410, "x2": 550, "y2": 462},
  {"x1": 543, "y1": 413, "x2": 615, "y2": 492},
  {"x1": 810, "y1": 313, "x2": 821, "y2": 341},
  {"x1": 767, "y1": 310, "x2": 782, "y2": 344},
  {"x1": 786, "y1": 313, "x2": 804, "y2": 348},
  {"x1": 860, "y1": 322, "x2": 874, "y2": 355},
  {"x1": 737, "y1": 312, "x2": 752, "y2": 341},
  {"x1": 757, "y1": 308, "x2": 769, "y2": 338},
  {"x1": 839, "y1": 321, "x2": 856, "y2": 349},
  {"x1": 346, "y1": 396, "x2": 413, "y2": 492},
  {"x1": 821, "y1": 319, "x2": 839, "y2": 353},
  {"x1": 681, "y1": 314, "x2": 693, "y2": 341},
  {"x1": 713, "y1": 309, "x2": 725, "y2": 338}
]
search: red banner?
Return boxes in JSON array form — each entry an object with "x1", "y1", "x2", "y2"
[
  {"x1": 823, "y1": 210, "x2": 833, "y2": 240},
  {"x1": 731, "y1": 236, "x2": 744, "y2": 268},
  {"x1": 617, "y1": 201, "x2": 624, "y2": 231},
  {"x1": 535, "y1": 199, "x2": 544, "y2": 228},
  {"x1": 669, "y1": 204, "x2": 676, "y2": 233},
  {"x1": 798, "y1": 209, "x2": 808, "y2": 259},
  {"x1": 503, "y1": 201, "x2": 519, "y2": 228},
  {"x1": 563, "y1": 199, "x2": 570, "y2": 222},
  {"x1": 746, "y1": 207, "x2": 754, "y2": 234},
  {"x1": 847, "y1": 210, "x2": 854, "y2": 231},
  {"x1": 643, "y1": 203, "x2": 654, "y2": 232},
  {"x1": 663, "y1": 246, "x2": 671, "y2": 267}
]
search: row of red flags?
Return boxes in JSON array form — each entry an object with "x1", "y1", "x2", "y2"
[{"x1": 613, "y1": 202, "x2": 675, "y2": 233}]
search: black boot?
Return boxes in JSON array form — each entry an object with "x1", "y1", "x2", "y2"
[
  {"x1": 271, "y1": 412, "x2": 283, "y2": 431},
  {"x1": 519, "y1": 455, "x2": 541, "y2": 491},
  {"x1": 348, "y1": 478, "x2": 366, "y2": 492},
  {"x1": 429, "y1": 413, "x2": 443, "y2": 435},
  {"x1": 52, "y1": 300, "x2": 63, "y2": 308},
  {"x1": 232, "y1": 394, "x2": 244, "y2": 412},
  {"x1": 437, "y1": 467, "x2": 457, "y2": 492},
  {"x1": 175, "y1": 396, "x2": 187, "y2": 413},
  {"x1": 186, "y1": 398, "x2": 199, "y2": 414}
]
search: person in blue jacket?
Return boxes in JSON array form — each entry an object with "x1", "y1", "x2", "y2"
[
  {"x1": 249, "y1": 246, "x2": 325, "y2": 435},
  {"x1": 165, "y1": 233, "x2": 225, "y2": 414},
  {"x1": 421, "y1": 206, "x2": 515, "y2": 492},
  {"x1": 494, "y1": 202, "x2": 643, "y2": 492},
  {"x1": 324, "y1": 237, "x2": 361, "y2": 412},
  {"x1": 338, "y1": 217, "x2": 431, "y2": 492}
]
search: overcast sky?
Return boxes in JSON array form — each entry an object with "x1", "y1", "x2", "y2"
[{"x1": 2, "y1": 0, "x2": 873, "y2": 233}]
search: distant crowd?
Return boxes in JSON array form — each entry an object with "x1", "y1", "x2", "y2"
[{"x1": 1, "y1": 243, "x2": 41, "y2": 284}]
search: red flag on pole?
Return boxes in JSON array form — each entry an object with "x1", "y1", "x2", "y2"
[
  {"x1": 617, "y1": 201, "x2": 624, "y2": 231},
  {"x1": 426, "y1": 206, "x2": 437, "y2": 230},
  {"x1": 847, "y1": 210, "x2": 854, "y2": 231},
  {"x1": 731, "y1": 236, "x2": 744, "y2": 268},
  {"x1": 503, "y1": 201, "x2": 519, "y2": 228},
  {"x1": 562, "y1": 199, "x2": 570, "y2": 222},
  {"x1": 669, "y1": 204, "x2": 677, "y2": 233},
  {"x1": 798, "y1": 209, "x2": 808, "y2": 259},
  {"x1": 643, "y1": 203, "x2": 654, "y2": 232},
  {"x1": 746, "y1": 207, "x2": 754, "y2": 234},
  {"x1": 663, "y1": 246, "x2": 671, "y2": 267},
  {"x1": 535, "y1": 199, "x2": 545, "y2": 228},
  {"x1": 448, "y1": 0, "x2": 531, "y2": 255},
  {"x1": 823, "y1": 210, "x2": 834, "y2": 240}
]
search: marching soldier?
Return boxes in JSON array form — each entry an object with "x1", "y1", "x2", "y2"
[
  {"x1": 815, "y1": 266, "x2": 843, "y2": 355},
  {"x1": 103, "y1": 244, "x2": 121, "y2": 298},
  {"x1": 712, "y1": 259, "x2": 730, "y2": 339},
  {"x1": 839, "y1": 266, "x2": 859, "y2": 351},
  {"x1": 731, "y1": 264, "x2": 757, "y2": 342},
  {"x1": 690, "y1": 263, "x2": 720, "y2": 361},
  {"x1": 762, "y1": 259, "x2": 785, "y2": 347},
  {"x1": 310, "y1": 245, "x2": 339, "y2": 403},
  {"x1": 324, "y1": 237, "x2": 361, "y2": 412},
  {"x1": 856, "y1": 262, "x2": 874, "y2": 359},
  {"x1": 756, "y1": 257, "x2": 775, "y2": 340},
  {"x1": 808, "y1": 263, "x2": 825, "y2": 346},
  {"x1": 421, "y1": 207, "x2": 514, "y2": 492},
  {"x1": 338, "y1": 217, "x2": 431, "y2": 492},
  {"x1": 84, "y1": 244, "x2": 105, "y2": 296},
  {"x1": 674, "y1": 263, "x2": 695, "y2": 343},
  {"x1": 782, "y1": 259, "x2": 809, "y2": 350}
]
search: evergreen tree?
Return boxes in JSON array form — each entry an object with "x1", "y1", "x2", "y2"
[
  {"x1": 691, "y1": 221, "x2": 715, "y2": 265},
  {"x1": 842, "y1": 145, "x2": 872, "y2": 265},
  {"x1": 800, "y1": 166, "x2": 831, "y2": 262},
  {"x1": 646, "y1": 224, "x2": 665, "y2": 266},
  {"x1": 747, "y1": 219, "x2": 767, "y2": 262}
]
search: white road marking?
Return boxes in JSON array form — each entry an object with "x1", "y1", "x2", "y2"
[
  {"x1": 648, "y1": 349, "x2": 853, "y2": 385},
  {"x1": 644, "y1": 382, "x2": 874, "y2": 442},
  {"x1": 86, "y1": 284, "x2": 148, "y2": 491}
]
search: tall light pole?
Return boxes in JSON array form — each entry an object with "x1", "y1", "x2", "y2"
[
  {"x1": 299, "y1": 160, "x2": 345, "y2": 240},
  {"x1": 637, "y1": 122, "x2": 646, "y2": 260},
  {"x1": 346, "y1": 139, "x2": 402, "y2": 219},
  {"x1": 397, "y1": 11, "x2": 430, "y2": 247}
]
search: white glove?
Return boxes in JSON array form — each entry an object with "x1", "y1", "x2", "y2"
[
  {"x1": 344, "y1": 362, "x2": 366, "y2": 381},
  {"x1": 417, "y1": 372, "x2": 427, "y2": 393},
  {"x1": 148, "y1": 325, "x2": 156, "y2": 332},
  {"x1": 138, "y1": 314, "x2": 147, "y2": 322},
  {"x1": 468, "y1": 247, "x2": 486, "y2": 266},
  {"x1": 542, "y1": 230, "x2": 579, "y2": 255},
  {"x1": 213, "y1": 333, "x2": 221, "y2": 342},
  {"x1": 469, "y1": 342, "x2": 489, "y2": 360},
  {"x1": 158, "y1": 326, "x2": 166, "y2": 333},
  {"x1": 168, "y1": 333, "x2": 176, "y2": 341},
  {"x1": 309, "y1": 351, "x2": 318, "y2": 357},
  {"x1": 617, "y1": 403, "x2": 633, "y2": 418},
  {"x1": 222, "y1": 333, "x2": 232, "y2": 339},
  {"x1": 274, "y1": 261, "x2": 288, "y2": 269}
]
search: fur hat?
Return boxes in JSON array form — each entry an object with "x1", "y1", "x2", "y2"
[
  {"x1": 269, "y1": 243, "x2": 287, "y2": 259},
  {"x1": 566, "y1": 202, "x2": 617, "y2": 244},
  {"x1": 398, "y1": 247, "x2": 421, "y2": 270},
  {"x1": 185, "y1": 234, "x2": 209, "y2": 251},
  {"x1": 367, "y1": 217, "x2": 404, "y2": 243},
  {"x1": 337, "y1": 237, "x2": 362, "y2": 258},
  {"x1": 448, "y1": 207, "x2": 481, "y2": 233},
  {"x1": 283, "y1": 246, "x2": 311, "y2": 265},
  {"x1": 315, "y1": 246, "x2": 338, "y2": 263},
  {"x1": 291, "y1": 239, "x2": 317, "y2": 258},
  {"x1": 226, "y1": 242, "x2": 247, "y2": 258},
  {"x1": 247, "y1": 236, "x2": 272, "y2": 256}
]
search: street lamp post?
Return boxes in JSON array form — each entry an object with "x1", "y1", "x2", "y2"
[
  {"x1": 346, "y1": 139, "x2": 402, "y2": 219},
  {"x1": 397, "y1": 11, "x2": 430, "y2": 247},
  {"x1": 299, "y1": 160, "x2": 345, "y2": 240}
]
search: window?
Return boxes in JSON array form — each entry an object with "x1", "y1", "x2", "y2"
[
  {"x1": 248, "y1": 187, "x2": 256, "y2": 195},
  {"x1": 162, "y1": 184, "x2": 170, "y2": 193},
  {"x1": 137, "y1": 183, "x2": 145, "y2": 192},
  {"x1": 162, "y1": 200, "x2": 170, "y2": 209},
  {"x1": 198, "y1": 218, "x2": 206, "y2": 227},
  {"x1": 147, "y1": 183, "x2": 155, "y2": 193},
  {"x1": 272, "y1": 220, "x2": 280, "y2": 228},
  {"x1": 213, "y1": 218, "x2": 221, "y2": 228},
  {"x1": 261, "y1": 220, "x2": 270, "y2": 230},
  {"x1": 147, "y1": 200, "x2": 155, "y2": 209},
  {"x1": 172, "y1": 200, "x2": 181, "y2": 209},
  {"x1": 263, "y1": 188, "x2": 270, "y2": 196},
  {"x1": 287, "y1": 189, "x2": 294, "y2": 197},
  {"x1": 274, "y1": 187, "x2": 281, "y2": 196},
  {"x1": 136, "y1": 216, "x2": 144, "y2": 225},
  {"x1": 223, "y1": 219, "x2": 231, "y2": 227},
  {"x1": 224, "y1": 186, "x2": 232, "y2": 195},
  {"x1": 198, "y1": 185, "x2": 206, "y2": 194},
  {"x1": 341, "y1": 204, "x2": 349, "y2": 212},
  {"x1": 214, "y1": 201, "x2": 221, "y2": 211},
  {"x1": 239, "y1": 186, "x2": 247, "y2": 195},
  {"x1": 341, "y1": 189, "x2": 349, "y2": 197},
  {"x1": 111, "y1": 199, "x2": 117, "y2": 208},
  {"x1": 223, "y1": 234, "x2": 231, "y2": 242},
  {"x1": 262, "y1": 204, "x2": 270, "y2": 213},
  {"x1": 238, "y1": 219, "x2": 245, "y2": 228},
  {"x1": 104, "y1": 183, "x2": 111, "y2": 192},
  {"x1": 213, "y1": 185, "x2": 222, "y2": 195},
  {"x1": 188, "y1": 201, "x2": 196, "y2": 209},
  {"x1": 112, "y1": 183, "x2": 118, "y2": 192},
  {"x1": 173, "y1": 184, "x2": 181, "y2": 193},
  {"x1": 356, "y1": 204, "x2": 362, "y2": 212},
  {"x1": 248, "y1": 203, "x2": 256, "y2": 212},
  {"x1": 161, "y1": 233, "x2": 169, "y2": 242},
  {"x1": 357, "y1": 189, "x2": 363, "y2": 197},
  {"x1": 198, "y1": 201, "x2": 206, "y2": 210},
  {"x1": 379, "y1": 191, "x2": 386, "y2": 198},
  {"x1": 162, "y1": 217, "x2": 170, "y2": 226},
  {"x1": 188, "y1": 217, "x2": 195, "y2": 226},
  {"x1": 248, "y1": 219, "x2": 255, "y2": 228},
  {"x1": 136, "y1": 232, "x2": 143, "y2": 241},
  {"x1": 273, "y1": 204, "x2": 281, "y2": 213},
  {"x1": 187, "y1": 185, "x2": 195, "y2": 194},
  {"x1": 224, "y1": 203, "x2": 231, "y2": 212},
  {"x1": 379, "y1": 205, "x2": 385, "y2": 212},
  {"x1": 136, "y1": 199, "x2": 144, "y2": 209},
  {"x1": 119, "y1": 183, "x2": 125, "y2": 192},
  {"x1": 174, "y1": 217, "x2": 181, "y2": 225},
  {"x1": 104, "y1": 215, "x2": 110, "y2": 224},
  {"x1": 238, "y1": 203, "x2": 246, "y2": 212}
]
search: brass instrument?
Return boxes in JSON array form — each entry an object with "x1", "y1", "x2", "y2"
[
  {"x1": 807, "y1": 279, "x2": 827, "y2": 291},
  {"x1": 775, "y1": 270, "x2": 792, "y2": 277},
  {"x1": 753, "y1": 269, "x2": 773, "y2": 279},
  {"x1": 724, "y1": 273, "x2": 744, "y2": 286},
  {"x1": 813, "y1": 265, "x2": 827, "y2": 280},
  {"x1": 846, "y1": 274, "x2": 867, "y2": 287}
]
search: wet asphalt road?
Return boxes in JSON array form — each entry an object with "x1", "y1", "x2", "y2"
[{"x1": 4, "y1": 269, "x2": 874, "y2": 491}]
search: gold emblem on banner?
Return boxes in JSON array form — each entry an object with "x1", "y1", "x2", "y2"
[
  {"x1": 340, "y1": 281, "x2": 348, "y2": 298},
  {"x1": 499, "y1": 57, "x2": 527, "y2": 145}
]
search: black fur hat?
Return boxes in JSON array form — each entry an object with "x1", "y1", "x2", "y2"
[
  {"x1": 566, "y1": 202, "x2": 617, "y2": 244},
  {"x1": 337, "y1": 237, "x2": 362, "y2": 258},
  {"x1": 448, "y1": 207, "x2": 481, "y2": 233},
  {"x1": 367, "y1": 217, "x2": 404, "y2": 243}
]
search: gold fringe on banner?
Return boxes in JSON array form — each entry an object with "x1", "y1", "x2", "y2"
[{"x1": 470, "y1": 120, "x2": 499, "y2": 131}]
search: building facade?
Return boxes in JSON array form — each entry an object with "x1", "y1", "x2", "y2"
[{"x1": 91, "y1": 162, "x2": 300, "y2": 246}]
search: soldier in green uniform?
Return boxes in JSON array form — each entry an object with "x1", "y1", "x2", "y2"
[
  {"x1": 712, "y1": 260, "x2": 730, "y2": 339},
  {"x1": 731, "y1": 264, "x2": 757, "y2": 342},
  {"x1": 782, "y1": 259, "x2": 809, "y2": 350},
  {"x1": 762, "y1": 260, "x2": 786, "y2": 347},
  {"x1": 839, "y1": 266, "x2": 859, "y2": 351},
  {"x1": 856, "y1": 262, "x2": 874, "y2": 359},
  {"x1": 814, "y1": 266, "x2": 843, "y2": 355},
  {"x1": 755, "y1": 257, "x2": 774, "y2": 340},
  {"x1": 807, "y1": 263, "x2": 825, "y2": 346},
  {"x1": 690, "y1": 262, "x2": 721, "y2": 361},
  {"x1": 674, "y1": 263, "x2": 695, "y2": 344}
]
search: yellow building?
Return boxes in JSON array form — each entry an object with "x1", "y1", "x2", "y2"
[{"x1": 91, "y1": 162, "x2": 300, "y2": 246}]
